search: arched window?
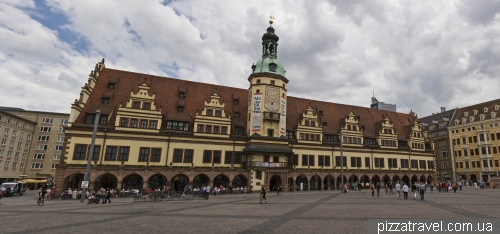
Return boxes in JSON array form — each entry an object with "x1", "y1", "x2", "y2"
[
  {"x1": 469, "y1": 117, "x2": 474, "y2": 122},
  {"x1": 480, "y1": 115, "x2": 484, "y2": 121}
]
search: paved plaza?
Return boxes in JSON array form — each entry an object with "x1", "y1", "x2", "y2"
[{"x1": 1, "y1": 188, "x2": 500, "y2": 234}]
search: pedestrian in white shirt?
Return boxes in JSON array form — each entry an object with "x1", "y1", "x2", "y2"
[{"x1": 402, "y1": 183, "x2": 409, "y2": 200}]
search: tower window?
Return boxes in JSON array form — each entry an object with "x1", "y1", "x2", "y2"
[
  {"x1": 177, "y1": 106, "x2": 184, "y2": 112},
  {"x1": 132, "y1": 102, "x2": 140, "y2": 109},
  {"x1": 267, "y1": 129, "x2": 274, "y2": 137},
  {"x1": 270, "y1": 80, "x2": 275, "y2": 85},
  {"x1": 282, "y1": 84, "x2": 285, "y2": 88},
  {"x1": 179, "y1": 92, "x2": 186, "y2": 98},
  {"x1": 257, "y1": 79, "x2": 261, "y2": 84}
]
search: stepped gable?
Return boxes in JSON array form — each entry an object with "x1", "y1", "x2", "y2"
[
  {"x1": 73, "y1": 67, "x2": 249, "y2": 129},
  {"x1": 286, "y1": 96, "x2": 414, "y2": 140},
  {"x1": 75, "y1": 66, "x2": 415, "y2": 139}
]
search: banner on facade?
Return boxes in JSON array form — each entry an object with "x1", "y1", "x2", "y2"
[
  {"x1": 280, "y1": 96, "x2": 286, "y2": 135},
  {"x1": 252, "y1": 92, "x2": 262, "y2": 132},
  {"x1": 254, "y1": 162, "x2": 282, "y2": 167}
]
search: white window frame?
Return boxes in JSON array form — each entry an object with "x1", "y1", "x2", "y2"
[
  {"x1": 4, "y1": 161, "x2": 10, "y2": 167},
  {"x1": 41, "y1": 118, "x2": 53, "y2": 123},
  {"x1": 9, "y1": 140, "x2": 14, "y2": 146},
  {"x1": 61, "y1": 119, "x2": 68, "y2": 125},
  {"x1": 14, "y1": 152, "x2": 19, "y2": 160},
  {"x1": 7, "y1": 151, "x2": 12, "y2": 156},
  {"x1": 0, "y1": 149, "x2": 3, "y2": 156},
  {"x1": 4, "y1": 128, "x2": 9, "y2": 134},
  {"x1": 38, "y1": 136, "x2": 49, "y2": 141},
  {"x1": 57, "y1": 136, "x2": 65, "y2": 142},
  {"x1": 33, "y1": 154, "x2": 45, "y2": 160},
  {"x1": 22, "y1": 153, "x2": 27, "y2": 159},
  {"x1": 40, "y1": 127, "x2": 51, "y2": 132},
  {"x1": 51, "y1": 164, "x2": 57, "y2": 169},
  {"x1": 12, "y1": 162, "x2": 17, "y2": 170},
  {"x1": 12, "y1": 130, "x2": 17, "y2": 136},
  {"x1": 59, "y1": 127, "x2": 65, "y2": 133},
  {"x1": 35, "y1": 145, "x2": 47, "y2": 150},
  {"x1": 1, "y1": 138, "x2": 6, "y2": 145},
  {"x1": 55, "y1": 145, "x2": 63, "y2": 151},
  {"x1": 31, "y1": 163, "x2": 43, "y2": 169},
  {"x1": 20, "y1": 132, "x2": 24, "y2": 139},
  {"x1": 53, "y1": 154, "x2": 61, "y2": 160},
  {"x1": 20, "y1": 163, "x2": 25, "y2": 168}
]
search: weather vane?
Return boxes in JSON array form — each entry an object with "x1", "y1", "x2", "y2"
[{"x1": 269, "y1": 15, "x2": 275, "y2": 25}]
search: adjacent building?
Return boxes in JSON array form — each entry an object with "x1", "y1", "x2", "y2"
[
  {"x1": 370, "y1": 95, "x2": 396, "y2": 112},
  {"x1": 0, "y1": 110, "x2": 36, "y2": 182},
  {"x1": 55, "y1": 22, "x2": 435, "y2": 194},
  {"x1": 420, "y1": 107, "x2": 456, "y2": 182},
  {"x1": 448, "y1": 99, "x2": 500, "y2": 182},
  {"x1": 0, "y1": 107, "x2": 69, "y2": 183}
]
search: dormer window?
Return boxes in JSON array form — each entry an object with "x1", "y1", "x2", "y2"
[
  {"x1": 108, "y1": 83, "x2": 116, "y2": 89},
  {"x1": 484, "y1": 107, "x2": 488, "y2": 113},
  {"x1": 464, "y1": 112, "x2": 468, "y2": 117},
  {"x1": 492, "y1": 112, "x2": 496, "y2": 118},
  {"x1": 469, "y1": 117, "x2": 474, "y2": 122},
  {"x1": 206, "y1": 110, "x2": 213, "y2": 116},
  {"x1": 215, "y1": 110, "x2": 222, "y2": 117},
  {"x1": 102, "y1": 98, "x2": 110, "y2": 105},
  {"x1": 142, "y1": 102, "x2": 151, "y2": 110},
  {"x1": 455, "y1": 120, "x2": 459, "y2": 125},
  {"x1": 179, "y1": 92, "x2": 186, "y2": 98},
  {"x1": 304, "y1": 120, "x2": 309, "y2": 126},
  {"x1": 473, "y1": 110, "x2": 477, "y2": 115},
  {"x1": 480, "y1": 115, "x2": 484, "y2": 121},
  {"x1": 132, "y1": 101, "x2": 140, "y2": 109},
  {"x1": 269, "y1": 63, "x2": 277, "y2": 72},
  {"x1": 310, "y1": 121, "x2": 315, "y2": 127},
  {"x1": 495, "y1": 105, "x2": 499, "y2": 110}
]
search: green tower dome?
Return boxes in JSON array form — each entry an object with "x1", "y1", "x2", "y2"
[{"x1": 251, "y1": 25, "x2": 286, "y2": 78}]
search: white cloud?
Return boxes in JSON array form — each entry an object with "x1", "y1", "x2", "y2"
[{"x1": 0, "y1": 0, "x2": 499, "y2": 116}]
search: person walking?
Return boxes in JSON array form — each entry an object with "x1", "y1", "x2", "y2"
[
  {"x1": 395, "y1": 182, "x2": 401, "y2": 199},
  {"x1": 259, "y1": 185, "x2": 267, "y2": 204},
  {"x1": 402, "y1": 183, "x2": 409, "y2": 200},
  {"x1": 412, "y1": 183, "x2": 417, "y2": 200},
  {"x1": 105, "y1": 189, "x2": 112, "y2": 204},
  {"x1": 205, "y1": 186, "x2": 211, "y2": 200},
  {"x1": 419, "y1": 183, "x2": 425, "y2": 200},
  {"x1": 243, "y1": 186, "x2": 247, "y2": 198},
  {"x1": 277, "y1": 186, "x2": 282, "y2": 196},
  {"x1": 371, "y1": 185, "x2": 375, "y2": 196},
  {"x1": 100, "y1": 187, "x2": 106, "y2": 204},
  {"x1": 46, "y1": 187, "x2": 51, "y2": 201},
  {"x1": 376, "y1": 182, "x2": 380, "y2": 197},
  {"x1": 389, "y1": 183, "x2": 393, "y2": 195}
]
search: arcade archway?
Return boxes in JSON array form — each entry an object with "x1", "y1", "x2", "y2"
[
  {"x1": 171, "y1": 174, "x2": 189, "y2": 192},
  {"x1": 193, "y1": 174, "x2": 210, "y2": 188},
  {"x1": 214, "y1": 174, "x2": 230, "y2": 187},
  {"x1": 232, "y1": 174, "x2": 248, "y2": 188},
  {"x1": 122, "y1": 174, "x2": 142, "y2": 190},
  {"x1": 148, "y1": 174, "x2": 167, "y2": 190}
]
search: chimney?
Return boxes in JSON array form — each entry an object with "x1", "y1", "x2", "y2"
[{"x1": 441, "y1": 107, "x2": 446, "y2": 113}]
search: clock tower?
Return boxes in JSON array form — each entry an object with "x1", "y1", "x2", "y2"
[{"x1": 247, "y1": 19, "x2": 288, "y2": 138}]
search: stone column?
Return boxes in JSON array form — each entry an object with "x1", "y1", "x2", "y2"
[
  {"x1": 307, "y1": 180, "x2": 311, "y2": 191},
  {"x1": 116, "y1": 181, "x2": 122, "y2": 190},
  {"x1": 142, "y1": 181, "x2": 149, "y2": 190}
]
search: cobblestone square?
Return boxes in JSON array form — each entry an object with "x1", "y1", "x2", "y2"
[{"x1": 1, "y1": 188, "x2": 499, "y2": 234}]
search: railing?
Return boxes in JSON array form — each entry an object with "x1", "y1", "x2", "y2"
[
  {"x1": 243, "y1": 161, "x2": 290, "y2": 168},
  {"x1": 263, "y1": 112, "x2": 280, "y2": 121}
]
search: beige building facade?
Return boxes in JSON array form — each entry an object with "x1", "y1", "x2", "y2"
[
  {"x1": 1, "y1": 108, "x2": 69, "y2": 182},
  {"x1": 0, "y1": 110, "x2": 36, "y2": 182},
  {"x1": 55, "y1": 23, "x2": 435, "y2": 194},
  {"x1": 449, "y1": 99, "x2": 500, "y2": 182}
]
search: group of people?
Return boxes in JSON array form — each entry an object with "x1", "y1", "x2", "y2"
[{"x1": 86, "y1": 187, "x2": 114, "y2": 204}]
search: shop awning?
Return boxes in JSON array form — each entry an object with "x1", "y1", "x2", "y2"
[{"x1": 16, "y1": 179, "x2": 46, "y2": 183}]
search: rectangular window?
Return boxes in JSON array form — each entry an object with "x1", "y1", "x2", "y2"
[
  {"x1": 213, "y1": 151, "x2": 221, "y2": 164},
  {"x1": 142, "y1": 102, "x2": 151, "y2": 110},
  {"x1": 151, "y1": 148, "x2": 161, "y2": 162},
  {"x1": 173, "y1": 149, "x2": 183, "y2": 162},
  {"x1": 225, "y1": 151, "x2": 233, "y2": 164},
  {"x1": 388, "y1": 158, "x2": 398, "y2": 168},
  {"x1": 53, "y1": 154, "x2": 61, "y2": 160},
  {"x1": 33, "y1": 154, "x2": 45, "y2": 160},
  {"x1": 203, "y1": 150, "x2": 212, "y2": 163},
  {"x1": 130, "y1": 119, "x2": 138, "y2": 128},
  {"x1": 118, "y1": 147, "x2": 129, "y2": 161},
  {"x1": 40, "y1": 127, "x2": 51, "y2": 132},
  {"x1": 325, "y1": 156, "x2": 331, "y2": 167},
  {"x1": 302, "y1": 155, "x2": 308, "y2": 166},
  {"x1": 133, "y1": 101, "x2": 140, "y2": 109},
  {"x1": 150, "y1": 121, "x2": 157, "y2": 129},
  {"x1": 120, "y1": 118, "x2": 129, "y2": 127},
  {"x1": 183, "y1": 149, "x2": 193, "y2": 163},
  {"x1": 206, "y1": 109, "x2": 213, "y2": 116},
  {"x1": 214, "y1": 126, "x2": 220, "y2": 134},
  {"x1": 365, "y1": 157, "x2": 370, "y2": 168},
  {"x1": 74, "y1": 145, "x2": 87, "y2": 160},
  {"x1": 292, "y1": 154, "x2": 299, "y2": 166},
  {"x1": 419, "y1": 160, "x2": 427, "y2": 169},
  {"x1": 411, "y1": 160, "x2": 418, "y2": 169},
  {"x1": 428, "y1": 161, "x2": 434, "y2": 169},
  {"x1": 221, "y1": 126, "x2": 227, "y2": 134},
  {"x1": 318, "y1": 156, "x2": 324, "y2": 166},
  {"x1": 91, "y1": 146, "x2": 100, "y2": 160},
  {"x1": 402, "y1": 159, "x2": 409, "y2": 168},
  {"x1": 57, "y1": 137, "x2": 65, "y2": 142},
  {"x1": 61, "y1": 119, "x2": 68, "y2": 125},
  {"x1": 1, "y1": 139, "x2": 6, "y2": 145},
  {"x1": 264, "y1": 155, "x2": 270, "y2": 162},
  {"x1": 205, "y1": 125, "x2": 212, "y2": 133},
  {"x1": 215, "y1": 110, "x2": 222, "y2": 117},
  {"x1": 102, "y1": 98, "x2": 110, "y2": 104},
  {"x1": 59, "y1": 127, "x2": 65, "y2": 133},
  {"x1": 197, "y1": 124, "x2": 204, "y2": 132},
  {"x1": 139, "y1": 148, "x2": 150, "y2": 162},
  {"x1": 177, "y1": 106, "x2": 184, "y2": 112},
  {"x1": 179, "y1": 92, "x2": 186, "y2": 98},
  {"x1": 55, "y1": 145, "x2": 63, "y2": 151},
  {"x1": 256, "y1": 170, "x2": 262, "y2": 179},
  {"x1": 105, "y1": 146, "x2": 117, "y2": 161},
  {"x1": 35, "y1": 145, "x2": 48, "y2": 150},
  {"x1": 335, "y1": 156, "x2": 347, "y2": 167},
  {"x1": 84, "y1": 114, "x2": 96, "y2": 124},
  {"x1": 233, "y1": 127, "x2": 244, "y2": 135},
  {"x1": 38, "y1": 136, "x2": 49, "y2": 141},
  {"x1": 309, "y1": 155, "x2": 315, "y2": 166},
  {"x1": 41, "y1": 118, "x2": 53, "y2": 124},
  {"x1": 97, "y1": 115, "x2": 108, "y2": 125},
  {"x1": 140, "y1": 120, "x2": 148, "y2": 128},
  {"x1": 51, "y1": 164, "x2": 57, "y2": 169},
  {"x1": 31, "y1": 163, "x2": 43, "y2": 169}
]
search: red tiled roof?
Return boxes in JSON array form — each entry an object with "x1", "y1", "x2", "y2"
[{"x1": 73, "y1": 67, "x2": 416, "y2": 140}]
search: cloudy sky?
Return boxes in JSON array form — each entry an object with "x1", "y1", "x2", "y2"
[{"x1": 1, "y1": 0, "x2": 499, "y2": 117}]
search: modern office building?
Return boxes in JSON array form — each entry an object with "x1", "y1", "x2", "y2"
[
  {"x1": 0, "y1": 110, "x2": 36, "y2": 182},
  {"x1": 371, "y1": 96, "x2": 397, "y2": 112},
  {"x1": 448, "y1": 99, "x2": 500, "y2": 182},
  {"x1": 55, "y1": 22, "x2": 435, "y2": 194}
]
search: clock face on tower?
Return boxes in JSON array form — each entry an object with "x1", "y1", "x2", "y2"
[{"x1": 265, "y1": 86, "x2": 280, "y2": 112}]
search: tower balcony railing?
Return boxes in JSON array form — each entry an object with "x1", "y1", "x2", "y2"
[
  {"x1": 243, "y1": 161, "x2": 290, "y2": 169},
  {"x1": 263, "y1": 112, "x2": 280, "y2": 121}
]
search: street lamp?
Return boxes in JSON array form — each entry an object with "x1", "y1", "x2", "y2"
[
  {"x1": 340, "y1": 132, "x2": 344, "y2": 193},
  {"x1": 80, "y1": 109, "x2": 101, "y2": 203}
]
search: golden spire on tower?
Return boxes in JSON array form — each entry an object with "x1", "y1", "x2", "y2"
[{"x1": 269, "y1": 15, "x2": 275, "y2": 25}]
